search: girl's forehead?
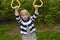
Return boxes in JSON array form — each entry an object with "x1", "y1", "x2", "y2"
[
  {"x1": 20, "y1": 10, "x2": 29, "y2": 16},
  {"x1": 20, "y1": 13, "x2": 29, "y2": 16},
  {"x1": 20, "y1": 11, "x2": 29, "y2": 15},
  {"x1": 21, "y1": 12, "x2": 28, "y2": 15}
]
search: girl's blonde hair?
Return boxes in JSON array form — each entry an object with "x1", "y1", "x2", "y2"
[{"x1": 20, "y1": 9, "x2": 30, "y2": 18}]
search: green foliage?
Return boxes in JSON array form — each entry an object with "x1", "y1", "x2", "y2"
[{"x1": 0, "y1": 0, "x2": 60, "y2": 27}]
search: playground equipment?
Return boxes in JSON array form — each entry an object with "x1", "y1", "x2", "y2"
[
  {"x1": 11, "y1": 0, "x2": 21, "y2": 9},
  {"x1": 33, "y1": 0, "x2": 43, "y2": 7},
  {"x1": 11, "y1": 0, "x2": 43, "y2": 9}
]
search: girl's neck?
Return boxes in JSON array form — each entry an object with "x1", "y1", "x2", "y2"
[{"x1": 22, "y1": 17, "x2": 30, "y2": 22}]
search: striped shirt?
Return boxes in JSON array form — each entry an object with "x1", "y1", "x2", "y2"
[{"x1": 16, "y1": 12, "x2": 38, "y2": 35}]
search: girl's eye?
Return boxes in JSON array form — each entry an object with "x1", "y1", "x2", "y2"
[
  {"x1": 22, "y1": 15, "x2": 24, "y2": 16},
  {"x1": 25, "y1": 14, "x2": 27, "y2": 15},
  {"x1": 25, "y1": 14, "x2": 26, "y2": 15}
]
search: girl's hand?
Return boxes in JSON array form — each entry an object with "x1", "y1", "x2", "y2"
[
  {"x1": 15, "y1": 6, "x2": 19, "y2": 11},
  {"x1": 34, "y1": 5, "x2": 39, "y2": 9},
  {"x1": 15, "y1": 6, "x2": 19, "y2": 16},
  {"x1": 34, "y1": 5, "x2": 39, "y2": 14}
]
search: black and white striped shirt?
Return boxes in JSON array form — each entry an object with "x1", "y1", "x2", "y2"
[{"x1": 16, "y1": 12, "x2": 38, "y2": 35}]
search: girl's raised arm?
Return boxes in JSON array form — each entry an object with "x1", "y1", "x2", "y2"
[
  {"x1": 31, "y1": 5, "x2": 39, "y2": 21},
  {"x1": 15, "y1": 6, "x2": 21, "y2": 23}
]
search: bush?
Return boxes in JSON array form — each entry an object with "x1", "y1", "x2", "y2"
[{"x1": 0, "y1": 0, "x2": 60, "y2": 26}]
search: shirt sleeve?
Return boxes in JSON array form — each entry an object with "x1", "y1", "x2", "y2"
[
  {"x1": 31, "y1": 11, "x2": 39, "y2": 21},
  {"x1": 15, "y1": 12, "x2": 21, "y2": 23}
]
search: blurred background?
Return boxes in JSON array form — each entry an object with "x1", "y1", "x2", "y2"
[{"x1": 0, "y1": 0, "x2": 60, "y2": 40}]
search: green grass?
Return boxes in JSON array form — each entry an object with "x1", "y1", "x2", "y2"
[
  {"x1": 0, "y1": 22, "x2": 20, "y2": 40},
  {"x1": 0, "y1": 22, "x2": 60, "y2": 40},
  {"x1": 36, "y1": 32, "x2": 60, "y2": 40}
]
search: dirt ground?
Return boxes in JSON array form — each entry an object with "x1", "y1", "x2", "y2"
[{"x1": 5, "y1": 24, "x2": 60, "y2": 36}]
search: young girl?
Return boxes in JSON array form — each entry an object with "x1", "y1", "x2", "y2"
[{"x1": 15, "y1": 5, "x2": 39, "y2": 40}]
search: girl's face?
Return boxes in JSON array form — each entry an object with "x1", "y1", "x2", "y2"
[{"x1": 21, "y1": 12, "x2": 29, "y2": 20}]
